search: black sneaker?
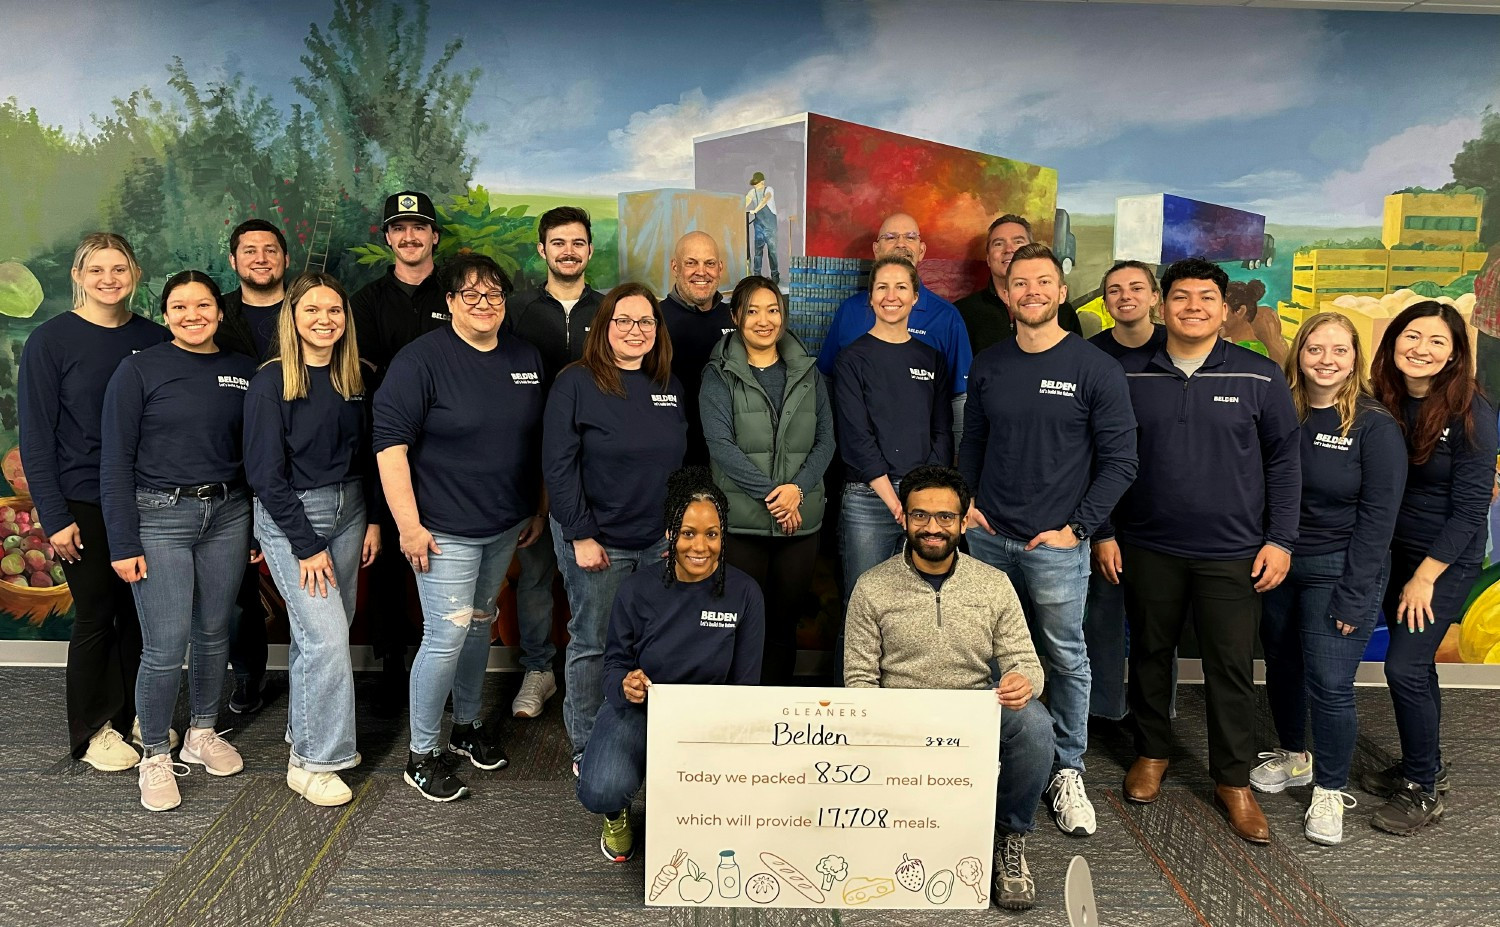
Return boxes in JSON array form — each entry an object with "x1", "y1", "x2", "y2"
[
  {"x1": 1360, "y1": 760, "x2": 1451, "y2": 799},
  {"x1": 227, "y1": 675, "x2": 265, "y2": 715},
  {"x1": 1371, "y1": 779, "x2": 1444, "y2": 835},
  {"x1": 404, "y1": 750, "x2": 470, "y2": 802},
  {"x1": 448, "y1": 720, "x2": 509, "y2": 771}
]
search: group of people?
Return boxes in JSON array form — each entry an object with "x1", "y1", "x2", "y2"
[{"x1": 20, "y1": 191, "x2": 1492, "y2": 913}]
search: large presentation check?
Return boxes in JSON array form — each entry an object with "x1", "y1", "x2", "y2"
[{"x1": 643, "y1": 684, "x2": 1001, "y2": 909}]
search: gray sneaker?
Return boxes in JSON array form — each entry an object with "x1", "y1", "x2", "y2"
[
  {"x1": 1304, "y1": 786, "x2": 1357, "y2": 845},
  {"x1": 993, "y1": 832, "x2": 1035, "y2": 910},
  {"x1": 1250, "y1": 748, "x2": 1313, "y2": 793},
  {"x1": 511, "y1": 670, "x2": 557, "y2": 719}
]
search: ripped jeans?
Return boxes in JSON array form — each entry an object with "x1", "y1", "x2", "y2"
[{"x1": 407, "y1": 520, "x2": 527, "y2": 755}]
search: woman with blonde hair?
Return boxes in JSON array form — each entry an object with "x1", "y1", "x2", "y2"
[
  {"x1": 20, "y1": 233, "x2": 168, "y2": 771},
  {"x1": 243, "y1": 272, "x2": 382, "y2": 806},
  {"x1": 1251, "y1": 312, "x2": 1406, "y2": 844}
]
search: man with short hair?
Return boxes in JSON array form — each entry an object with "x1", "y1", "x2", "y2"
[
  {"x1": 1101, "y1": 257, "x2": 1300, "y2": 844},
  {"x1": 816, "y1": 213, "x2": 973, "y2": 432},
  {"x1": 661, "y1": 231, "x2": 735, "y2": 465},
  {"x1": 350, "y1": 191, "x2": 451, "y2": 712},
  {"x1": 844, "y1": 465, "x2": 1053, "y2": 911},
  {"x1": 959, "y1": 244, "x2": 1138, "y2": 838},
  {"x1": 956, "y1": 214, "x2": 1082, "y2": 354},
  {"x1": 504, "y1": 206, "x2": 605, "y2": 719},
  {"x1": 744, "y1": 171, "x2": 779, "y2": 284}
]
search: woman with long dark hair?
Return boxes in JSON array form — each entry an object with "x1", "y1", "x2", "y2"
[
  {"x1": 1365, "y1": 301, "x2": 1496, "y2": 835},
  {"x1": 101, "y1": 270, "x2": 258, "y2": 811},
  {"x1": 20, "y1": 233, "x2": 169, "y2": 771},
  {"x1": 1252, "y1": 312, "x2": 1406, "y2": 844},
  {"x1": 544, "y1": 283, "x2": 688, "y2": 772},
  {"x1": 701, "y1": 275, "x2": 834, "y2": 684}
]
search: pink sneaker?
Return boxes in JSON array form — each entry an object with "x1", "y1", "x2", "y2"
[
  {"x1": 138, "y1": 754, "x2": 185, "y2": 811},
  {"x1": 179, "y1": 727, "x2": 244, "y2": 776}
]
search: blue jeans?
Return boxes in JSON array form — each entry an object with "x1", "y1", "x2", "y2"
[
  {"x1": 131, "y1": 487, "x2": 253, "y2": 758},
  {"x1": 1381, "y1": 543, "x2": 1477, "y2": 793},
  {"x1": 1084, "y1": 569, "x2": 1178, "y2": 722},
  {"x1": 407, "y1": 520, "x2": 526, "y2": 755},
  {"x1": 839, "y1": 482, "x2": 905, "y2": 604},
  {"x1": 753, "y1": 216, "x2": 779, "y2": 278},
  {"x1": 552, "y1": 517, "x2": 669, "y2": 759},
  {"x1": 997, "y1": 700, "x2": 1056, "y2": 835},
  {"x1": 254, "y1": 484, "x2": 365, "y2": 772},
  {"x1": 576, "y1": 698, "x2": 647, "y2": 814},
  {"x1": 515, "y1": 517, "x2": 558, "y2": 672},
  {"x1": 967, "y1": 530, "x2": 1091, "y2": 773}
]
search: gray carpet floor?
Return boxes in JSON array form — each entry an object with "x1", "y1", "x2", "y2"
[{"x1": 0, "y1": 666, "x2": 1496, "y2": 927}]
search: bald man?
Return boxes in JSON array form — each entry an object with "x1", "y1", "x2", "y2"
[
  {"x1": 662, "y1": 231, "x2": 735, "y2": 464},
  {"x1": 816, "y1": 213, "x2": 973, "y2": 435}
]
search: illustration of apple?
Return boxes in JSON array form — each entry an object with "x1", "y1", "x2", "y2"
[{"x1": 678, "y1": 858, "x2": 714, "y2": 904}]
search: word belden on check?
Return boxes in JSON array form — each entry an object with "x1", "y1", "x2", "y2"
[{"x1": 772, "y1": 722, "x2": 850, "y2": 746}]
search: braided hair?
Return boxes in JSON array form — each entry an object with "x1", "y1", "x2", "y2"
[{"x1": 661, "y1": 466, "x2": 731, "y2": 597}]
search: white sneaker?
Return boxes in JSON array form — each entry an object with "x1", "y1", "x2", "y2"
[
  {"x1": 1046, "y1": 768, "x2": 1097, "y2": 836},
  {"x1": 287, "y1": 764, "x2": 353, "y2": 807},
  {"x1": 511, "y1": 670, "x2": 557, "y2": 718},
  {"x1": 179, "y1": 727, "x2": 244, "y2": 776},
  {"x1": 129, "y1": 717, "x2": 179, "y2": 751},
  {"x1": 1250, "y1": 748, "x2": 1313, "y2": 793},
  {"x1": 1304, "y1": 785, "x2": 1357, "y2": 845},
  {"x1": 82, "y1": 723, "x2": 140, "y2": 772},
  {"x1": 138, "y1": 753, "x2": 187, "y2": 811}
]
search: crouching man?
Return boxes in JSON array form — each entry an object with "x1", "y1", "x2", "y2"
[{"x1": 843, "y1": 465, "x2": 1054, "y2": 911}]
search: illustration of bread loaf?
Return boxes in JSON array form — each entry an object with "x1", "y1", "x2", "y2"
[{"x1": 759, "y1": 851, "x2": 825, "y2": 903}]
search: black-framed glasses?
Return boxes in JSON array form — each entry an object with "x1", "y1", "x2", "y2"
[
  {"x1": 457, "y1": 289, "x2": 506, "y2": 307},
  {"x1": 611, "y1": 317, "x2": 658, "y2": 332},
  {"x1": 907, "y1": 510, "x2": 960, "y2": 527}
]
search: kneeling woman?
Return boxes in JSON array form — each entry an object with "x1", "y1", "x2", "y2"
[
  {"x1": 243, "y1": 273, "x2": 382, "y2": 806},
  {"x1": 576, "y1": 468, "x2": 765, "y2": 862},
  {"x1": 101, "y1": 271, "x2": 258, "y2": 811}
]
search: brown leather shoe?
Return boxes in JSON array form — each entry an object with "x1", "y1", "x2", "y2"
[
  {"x1": 1215, "y1": 784, "x2": 1270, "y2": 843},
  {"x1": 1124, "y1": 757, "x2": 1169, "y2": 804}
]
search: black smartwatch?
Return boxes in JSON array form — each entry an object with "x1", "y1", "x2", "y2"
[{"x1": 1067, "y1": 521, "x2": 1089, "y2": 541}]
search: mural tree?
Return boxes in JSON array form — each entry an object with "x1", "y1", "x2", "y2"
[{"x1": 1452, "y1": 107, "x2": 1499, "y2": 247}]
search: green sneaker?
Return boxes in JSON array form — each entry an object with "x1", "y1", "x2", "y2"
[{"x1": 600, "y1": 811, "x2": 634, "y2": 862}]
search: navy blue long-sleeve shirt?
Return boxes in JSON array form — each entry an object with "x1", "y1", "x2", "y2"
[
  {"x1": 100, "y1": 343, "x2": 257, "y2": 559},
  {"x1": 1295, "y1": 402, "x2": 1407, "y2": 623},
  {"x1": 372, "y1": 327, "x2": 544, "y2": 539},
  {"x1": 18, "y1": 311, "x2": 169, "y2": 533},
  {"x1": 1088, "y1": 325, "x2": 1167, "y2": 362},
  {"x1": 244, "y1": 363, "x2": 373, "y2": 560},
  {"x1": 959, "y1": 334, "x2": 1138, "y2": 541},
  {"x1": 834, "y1": 335, "x2": 951, "y2": 484},
  {"x1": 1111, "y1": 339, "x2": 1301, "y2": 560},
  {"x1": 1393, "y1": 394, "x2": 1498, "y2": 567},
  {"x1": 602, "y1": 561, "x2": 764, "y2": 710},
  {"x1": 543, "y1": 365, "x2": 688, "y2": 549}
]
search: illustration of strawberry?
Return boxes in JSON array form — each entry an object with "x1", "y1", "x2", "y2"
[{"x1": 895, "y1": 853, "x2": 925, "y2": 892}]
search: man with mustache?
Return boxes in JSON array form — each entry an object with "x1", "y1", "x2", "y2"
[
  {"x1": 844, "y1": 465, "x2": 1052, "y2": 911},
  {"x1": 351, "y1": 191, "x2": 452, "y2": 713},
  {"x1": 661, "y1": 231, "x2": 735, "y2": 465},
  {"x1": 956, "y1": 214, "x2": 1082, "y2": 355}
]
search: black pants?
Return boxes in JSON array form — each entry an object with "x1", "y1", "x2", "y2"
[
  {"x1": 366, "y1": 522, "x2": 416, "y2": 661},
  {"x1": 1120, "y1": 543, "x2": 1260, "y2": 786},
  {"x1": 61, "y1": 500, "x2": 142, "y2": 756},
  {"x1": 228, "y1": 563, "x2": 267, "y2": 684},
  {"x1": 725, "y1": 532, "x2": 819, "y2": 686}
]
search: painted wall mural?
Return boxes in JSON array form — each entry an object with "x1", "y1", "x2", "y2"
[{"x1": 1, "y1": 0, "x2": 1500, "y2": 664}]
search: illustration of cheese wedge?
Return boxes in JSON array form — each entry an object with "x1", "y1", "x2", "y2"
[{"x1": 843, "y1": 876, "x2": 896, "y2": 905}]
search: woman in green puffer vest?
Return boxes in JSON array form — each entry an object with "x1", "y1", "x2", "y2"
[{"x1": 700, "y1": 276, "x2": 835, "y2": 686}]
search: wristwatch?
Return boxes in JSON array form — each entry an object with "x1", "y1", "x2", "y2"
[{"x1": 1067, "y1": 521, "x2": 1089, "y2": 541}]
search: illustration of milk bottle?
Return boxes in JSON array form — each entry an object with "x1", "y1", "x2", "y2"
[{"x1": 718, "y1": 849, "x2": 741, "y2": 898}]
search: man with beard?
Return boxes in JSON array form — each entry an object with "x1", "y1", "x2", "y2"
[
  {"x1": 351, "y1": 191, "x2": 451, "y2": 712},
  {"x1": 661, "y1": 231, "x2": 735, "y2": 465},
  {"x1": 216, "y1": 219, "x2": 290, "y2": 715},
  {"x1": 956, "y1": 215, "x2": 1082, "y2": 354},
  {"x1": 959, "y1": 244, "x2": 1138, "y2": 839},
  {"x1": 503, "y1": 206, "x2": 603, "y2": 720},
  {"x1": 844, "y1": 465, "x2": 1053, "y2": 911},
  {"x1": 816, "y1": 213, "x2": 972, "y2": 435}
]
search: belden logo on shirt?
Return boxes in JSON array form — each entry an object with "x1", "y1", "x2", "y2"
[
  {"x1": 652, "y1": 393, "x2": 679, "y2": 408},
  {"x1": 1039, "y1": 378, "x2": 1076, "y2": 398},
  {"x1": 700, "y1": 610, "x2": 739, "y2": 628},
  {"x1": 432, "y1": 311, "x2": 451, "y2": 322},
  {"x1": 1314, "y1": 432, "x2": 1353, "y2": 452},
  {"x1": 1213, "y1": 395, "x2": 1240, "y2": 404},
  {"x1": 510, "y1": 371, "x2": 541, "y2": 386},
  {"x1": 218, "y1": 375, "x2": 250, "y2": 390},
  {"x1": 909, "y1": 367, "x2": 935, "y2": 382}
]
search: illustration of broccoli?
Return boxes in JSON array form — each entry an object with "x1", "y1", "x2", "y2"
[{"x1": 816, "y1": 854, "x2": 849, "y2": 891}]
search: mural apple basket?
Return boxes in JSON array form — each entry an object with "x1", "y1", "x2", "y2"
[{"x1": 0, "y1": 493, "x2": 73, "y2": 623}]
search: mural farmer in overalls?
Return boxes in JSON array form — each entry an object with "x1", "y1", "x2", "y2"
[{"x1": 745, "y1": 172, "x2": 780, "y2": 286}]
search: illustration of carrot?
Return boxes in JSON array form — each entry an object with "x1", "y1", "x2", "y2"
[{"x1": 650, "y1": 849, "x2": 689, "y2": 901}]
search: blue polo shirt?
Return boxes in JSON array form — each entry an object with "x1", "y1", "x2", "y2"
[{"x1": 816, "y1": 285, "x2": 972, "y2": 394}]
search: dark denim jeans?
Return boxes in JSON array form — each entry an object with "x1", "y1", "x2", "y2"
[
  {"x1": 576, "y1": 698, "x2": 647, "y2": 814},
  {"x1": 1260, "y1": 550, "x2": 1382, "y2": 789}
]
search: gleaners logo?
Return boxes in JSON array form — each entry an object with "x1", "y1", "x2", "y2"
[
  {"x1": 782, "y1": 697, "x2": 869, "y2": 718},
  {"x1": 652, "y1": 393, "x2": 679, "y2": 407}
]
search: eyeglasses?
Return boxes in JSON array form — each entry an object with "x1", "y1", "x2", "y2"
[
  {"x1": 611, "y1": 316, "x2": 658, "y2": 332},
  {"x1": 457, "y1": 289, "x2": 506, "y2": 307},
  {"x1": 906, "y1": 510, "x2": 960, "y2": 527},
  {"x1": 878, "y1": 232, "x2": 922, "y2": 244}
]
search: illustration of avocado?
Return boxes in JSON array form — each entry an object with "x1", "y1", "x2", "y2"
[{"x1": 925, "y1": 869, "x2": 955, "y2": 904}]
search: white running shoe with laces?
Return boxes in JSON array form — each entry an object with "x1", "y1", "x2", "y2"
[
  {"x1": 1046, "y1": 768, "x2": 1097, "y2": 836},
  {"x1": 1304, "y1": 785, "x2": 1357, "y2": 845},
  {"x1": 511, "y1": 670, "x2": 557, "y2": 719}
]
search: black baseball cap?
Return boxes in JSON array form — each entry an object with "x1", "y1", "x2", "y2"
[{"x1": 382, "y1": 191, "x2": 436, "y2": 228}]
